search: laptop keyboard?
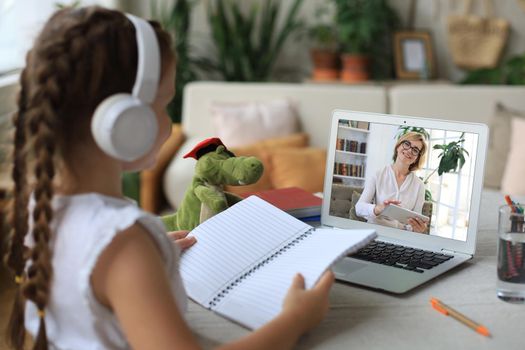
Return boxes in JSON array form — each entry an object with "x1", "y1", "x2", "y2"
[{"x1": 350, "y1": 240, "x2": 454, "y2": 273}]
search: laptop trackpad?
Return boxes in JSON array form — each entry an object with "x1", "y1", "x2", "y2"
[{"x1": 333, "y1": 258, "x2": 368, "y2": 278}]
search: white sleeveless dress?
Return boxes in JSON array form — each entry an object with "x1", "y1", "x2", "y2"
[{"x1": 24, "y1": 193, "x2": 187, "y2": 350}]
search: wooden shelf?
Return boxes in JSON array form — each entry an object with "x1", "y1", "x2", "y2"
[
  {"x1": 333, "y1": 175, "x2": 365, "y2": 180},
  {"x1": 336, "y1": 150, "x2": 367, "y2": 157}
]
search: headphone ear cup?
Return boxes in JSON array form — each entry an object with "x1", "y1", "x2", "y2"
[{"x1": 91, "y1": 93, "x2": 158, "y2": 161}]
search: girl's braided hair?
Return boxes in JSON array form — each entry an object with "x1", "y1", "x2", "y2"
[{"x1": 3, "y1": 6, "x2": 172, "y2": 349}]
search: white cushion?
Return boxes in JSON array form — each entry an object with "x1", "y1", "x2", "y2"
[
  {"x1": 163, "y1": 137, "x2": 199, "y2": 209},
  {"x1": 211, "y1": 99, "x2": 299, "y2": 148}
]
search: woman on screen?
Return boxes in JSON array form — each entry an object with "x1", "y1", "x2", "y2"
[{"x1": 355, "y1": 132, "x2": 429, "y2": 233}]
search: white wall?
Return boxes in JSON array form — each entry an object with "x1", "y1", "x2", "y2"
[{"x1": 129, "y1": 0, "x2": 525, "y2": 82}]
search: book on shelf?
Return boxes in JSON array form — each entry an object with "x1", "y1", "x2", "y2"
[
  {"x1": 336, "y1": 138, "x2": 366, "y2": 154},
  {"x1": 359, "y1": 142, "x2": 367, "y2": 154},
  {"x1": 334, "y1": 163, "x2": 364, "y2": 178},
  {"x1": 180, "y1": 196, "x2": 376, "y2": 330},
  {"x1": 357, "y1": 121, "x2": 370, "y2": 130},
  {"x1": 336, "y1": 138, "x2": 344, "y2": 150},
  {"x1": 240, "y1": 187, "x2": 322, "y2": 218}
]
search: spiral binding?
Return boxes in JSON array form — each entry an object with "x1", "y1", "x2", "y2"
[{"x1": 208, "y1": 228, "x2": 315, "y2": 308}]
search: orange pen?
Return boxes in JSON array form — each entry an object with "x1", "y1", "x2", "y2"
[
  {"x1": 430, "y1": 298, "x2": 491, "y2": 337},
  {"x1": 504, "y1": 195, "x2": 515, "y2": 212}
]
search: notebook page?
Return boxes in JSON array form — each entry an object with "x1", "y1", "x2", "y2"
[
  {"x1": 213, "y1": 228, "x2": 376, "y2": 329},
  {"x1": 180, "y1": 196, "x2": 311, "y2": 306}
]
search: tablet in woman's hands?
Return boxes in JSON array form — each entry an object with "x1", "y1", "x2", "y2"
[{"x1": 380, "y1": 204, "x2": 429, "y2": 225}]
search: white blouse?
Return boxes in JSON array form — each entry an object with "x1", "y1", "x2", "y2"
[
  {"x1": 355, "y1": 165, "x2": 425, "y2": 230},
  {"x1": 24, "y1": 193, "x2": 187, "y2": 350}
]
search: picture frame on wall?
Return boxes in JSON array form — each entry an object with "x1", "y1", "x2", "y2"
[{"x1": 393, "y1": 31, "x2": 435, "y2": 80}]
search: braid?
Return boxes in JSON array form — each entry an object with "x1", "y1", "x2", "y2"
[
  {"x1": 23, "y1": 87, "x2": 58, "y2": 350},
  {"x1": 4, "y1": 62, "x2": 31, "y2": 350}
]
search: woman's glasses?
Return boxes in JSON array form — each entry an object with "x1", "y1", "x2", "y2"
[{"x1": 400, "y1": 140, "x2": 421, "y2": 156}]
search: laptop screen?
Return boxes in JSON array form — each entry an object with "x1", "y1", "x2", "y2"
[{"x1": 328, "y1": 118, "x2": 479, "y2": 242}]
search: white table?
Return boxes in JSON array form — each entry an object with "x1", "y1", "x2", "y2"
[{"x1": 185, "y1": 190, "x2": 525, "y2": 349}]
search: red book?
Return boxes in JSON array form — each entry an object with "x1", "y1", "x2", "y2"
[{"x1": 240, "y1": 187, "x2": 322, "y2": 218}]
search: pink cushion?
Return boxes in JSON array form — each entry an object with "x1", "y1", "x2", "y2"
[
  {"x1": 484, "y1": 104, "x2": 525, "y2": 189},
  {"x1": 501, "y1": 116, "x2": 525, "y2": 195},
  {"x1": 211, "y1": 99, "x2": 300, "y2": 148}
]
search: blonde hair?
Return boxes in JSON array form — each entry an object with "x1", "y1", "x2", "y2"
[
  {"x1": 4, "y1": 6, "x2": 173, "y2": 350},
  {"x1": 392, "y1": 132, "x2": 427, "y2": 171}
]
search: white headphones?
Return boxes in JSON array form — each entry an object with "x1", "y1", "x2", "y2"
[{"x1": 91, "y1": 14, "x2": 160, "y2": 161}]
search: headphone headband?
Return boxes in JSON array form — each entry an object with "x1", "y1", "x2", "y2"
[
  {"x1": 90, "y1": 14, "x2": 161, "y2": 162},
  {"x1": 125, "y1": 14, "x2": 160, "y2": 103}
]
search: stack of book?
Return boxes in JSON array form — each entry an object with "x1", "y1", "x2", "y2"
[{"x1": 240, "y1": 187, "x2": 322, "y2": 221}]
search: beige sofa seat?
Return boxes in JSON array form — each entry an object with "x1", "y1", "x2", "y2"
[{"x1": 181, "y1": 82, "x2": 387, "y2": 148}]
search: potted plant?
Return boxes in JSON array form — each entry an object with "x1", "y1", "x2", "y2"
[
  {"x1": 333, "y1": 0, "x2": 399, "y2": 82},
  {"x1": 198, "y1": 0, "x2": 305, "y2": 81},
  {"x1": 397, "y1": 127, "x2": 469, "y2": 202},
  {"x1": 422, "y1": 132, "x2": 469, "y2": 201},
  {"x1": 308, "y1": 4, "x2": 339, "y2": 81},
  {"x1": 461, "y1": 52, "x2": 525, "y2": 85},
  {"x1": 151, "y1": 0, "x2": 197, "y2": 123}
]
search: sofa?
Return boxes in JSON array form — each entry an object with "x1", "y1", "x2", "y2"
[
  {"x1": 161, "y1": 82, "x2": 387, "y2": 211},
  {"x1": 158, "y1": 81, "x2": 525, "y2": 214}
]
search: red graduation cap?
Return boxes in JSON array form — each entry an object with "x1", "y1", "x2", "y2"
[{"x1": 183, "y1": 137, "x2": 227, "y2": 160}]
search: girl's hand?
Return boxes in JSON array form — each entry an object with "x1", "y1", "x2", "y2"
[
  {"x1": 167, "y1": 230, "x2": 197, "y2": 251},
  {"x1": 374, "y1": 199, "x2": 401, "y2": 216},
  {"x1": 408, "y1": 217, "x2": 428, "y2": 233},
  {"x1": 281, "y1": 270, "x2": 334, "y2": 333}
]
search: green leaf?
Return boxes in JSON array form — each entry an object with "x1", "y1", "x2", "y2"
[
  {"x1": 425, "y1": 189, "x2": 433, "y2": 202},
  {"x1": 334, "y1": 0, "x2": 398, "y2": 55},
  {"x1": 203, "y1": 0, "x2": 304, "y2": 81}
]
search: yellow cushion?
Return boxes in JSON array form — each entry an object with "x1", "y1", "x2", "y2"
[
  {"x1": 226, "y1": 133, "x2": 309, "y2": 195},
  {"x1": 267, "y1": 147, "x2": 326, "y2": 193}
]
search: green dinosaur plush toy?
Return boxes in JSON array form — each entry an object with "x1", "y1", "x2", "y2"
[{"x1": 162, "y1": 138, "x2": 263, "y2": 231}]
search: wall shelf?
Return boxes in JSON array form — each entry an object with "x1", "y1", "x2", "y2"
[
  {"x1": 336, "y1": 150, "x2": 367, "y2": 157},
  {"x1": 333, "y1": 175, "x2": 365, "y2": 180}
]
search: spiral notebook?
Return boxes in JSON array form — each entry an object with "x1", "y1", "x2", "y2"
[{"x1": 179, "y1": 196, "x2": 376, "y2": 329}]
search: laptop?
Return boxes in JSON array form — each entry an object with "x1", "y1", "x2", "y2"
[{"x1": 321, "y1": 110, "x2": 488, "y2": 293}]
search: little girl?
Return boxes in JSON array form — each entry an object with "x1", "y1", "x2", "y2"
[{"x1": 4, "y1": 6, "x2": 333, "y2": 350}]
